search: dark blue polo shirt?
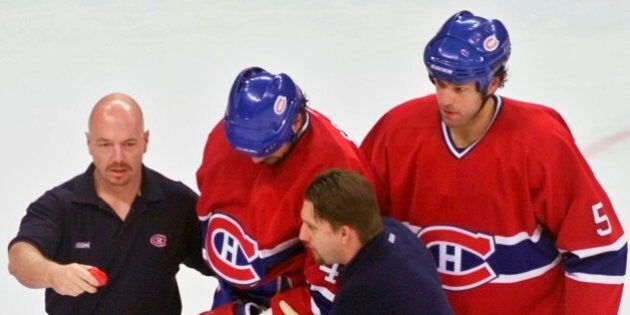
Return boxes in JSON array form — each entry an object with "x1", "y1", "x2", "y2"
[
  {"x1": 9, "y1": 164, "x2": 210, "y2": 315},
  {"x1": 331, "y1": 217, "x2": 453, "y2": 315}
]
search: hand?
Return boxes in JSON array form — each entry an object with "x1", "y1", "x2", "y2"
[
  {"x1": 48, "y1": 263, "x2": 102, "y2": 296},
  {"x1": 278, "y1": 300, "x2": 299, "y2": 315}
]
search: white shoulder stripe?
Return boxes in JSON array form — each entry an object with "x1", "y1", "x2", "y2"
[
  {"x1": 566, "y1": 272, "x2": 626, "y2": 284},
  {"x1": 258, "y1": 237, "x2": 300, "y2": 258},
  {"x1": 562, "y1": 235, "x2": 627, "y2": 259}
]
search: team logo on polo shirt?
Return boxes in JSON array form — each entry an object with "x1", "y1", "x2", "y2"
[
  {"x1": 205, "y1": 213, "x2": 262, "y2": 286},
  {"x1": 150, "y1": 234, "x2": 168, "y2": 248},
  {"x1": 418, "y1": 226, "x2": 496, "y2": 291}
]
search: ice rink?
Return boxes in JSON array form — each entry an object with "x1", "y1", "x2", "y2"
[{"x1": 1, "y1": 1, "x2": 629, "y2": 314}]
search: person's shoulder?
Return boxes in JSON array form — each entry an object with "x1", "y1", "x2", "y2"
[
  {"x1": 303, "y1": 109, "x2": 363, "y2": 158},
  {"x1": 377, "y1": 94, "x2": 437, "y2": 126},
  {"x1": 45, "y1": 168, "x2": 91, "y2": 198},
  {"x1": 499, "y1": 96, "x2": 575, "y2": 146},
  {"x1": 361, "y1": 95, "x2": 437, "y2": 148},
  {"x1": 23, "y1": 169, "x2": 93, "y2": 217},
  {"x1": 143, "y1": 167, "x2": 198, "y2": 199},
  {"x1": 501, "y1": 97, "x2": 567, "y2": 128}
]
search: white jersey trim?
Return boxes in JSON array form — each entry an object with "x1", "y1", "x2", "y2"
[
  {"x1": 566, "y1": 272, "x2": 626, "y2": 284},
  {"x1": 494, "y1": 225, "x2": 542, "y2": 245},
  {"x1": 310, "y1": 284, "x2": 335, "y2": 302},
  {"x1": 442, "y1": 95, "x2": 503, "y2": 159},
  {"x1": 198, "y1": 212, "x2": 212, "y2": 221},
  {"x1": 562, "y1": 235, "x2": 627, "y2": 259},
  {"x1": 309, "y1": 296, "x2": 322, "y2": 315},
  {"x1": 258, "y1": 237, "x2": 300, "y2": 258}
]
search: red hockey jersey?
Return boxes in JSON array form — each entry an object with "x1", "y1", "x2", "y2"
[
  {"x1": 361, "y1": 94, "x2": 627, "y2": 315},
  {"x1": 197, "y1": 108, "x2": 377, "y2": 314}
]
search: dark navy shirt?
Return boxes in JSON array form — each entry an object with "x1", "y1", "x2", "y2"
[
  {"x1": 331, "y1": 217, "x2": 453, "y2": 315},
  {"x1": 9, "y1": 164, "x2": 210, "y2": 315}
]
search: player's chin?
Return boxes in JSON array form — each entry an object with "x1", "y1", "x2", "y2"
[{"x1": 312, "y1": 252, "x2": 325, "y2": 265}]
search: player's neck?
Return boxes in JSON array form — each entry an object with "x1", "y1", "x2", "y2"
[{"x1": 449, "y1": 96, "x2": 496, "y2": 148}]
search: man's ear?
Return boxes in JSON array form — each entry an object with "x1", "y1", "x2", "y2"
[
  {"x1": 291, "y1": 111, "x2": 304, "y2": 133},
  {"x1": 85, "y1": 132, "x2": 93, "y2": 155},
  {"x1": 339, "y1": 225, "x2": 353, "y2": 245},
  {"x1": 486, "y1": 76, "x2": 501, "y2": 96},
  {"x1": 143, "y1": 130, "x2": 150, "y2": 153}
]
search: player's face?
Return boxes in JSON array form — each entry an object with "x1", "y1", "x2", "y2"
[
  {"x1": 87, "y1": 114, "x2": 147, "y2": 189},
  {"x1": 299, "y1": 200, "x2": 342, "y2": 265},
  {"x1": 250, "y1": 142, "x2": 292, "y2": 166},
  {"x1": 250, "y1": 111, "x2": 304, "y2": 166},
  {"x1": 434, "y1": 79, "x2": 487, "y2": 129}
]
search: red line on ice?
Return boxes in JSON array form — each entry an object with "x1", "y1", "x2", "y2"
[{"x1": 583, "y1": 129, "x2": 630, "y2": 157}]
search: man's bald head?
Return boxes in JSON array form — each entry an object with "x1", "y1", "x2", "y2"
[{"x1": 88, "y1": 93, "x2": 144, "y2": 133}]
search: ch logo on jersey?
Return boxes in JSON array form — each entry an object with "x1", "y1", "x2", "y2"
[
  {"x1": 419, "y1": 226, "x2": 497, "y2": 291},
  {"x1": 206, "y1": 213, "x2": 261, "y2": 286}
]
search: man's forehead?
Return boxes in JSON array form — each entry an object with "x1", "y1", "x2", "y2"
[{"x1": 436, "y1": 78, "x2": 476, "y2": 87}]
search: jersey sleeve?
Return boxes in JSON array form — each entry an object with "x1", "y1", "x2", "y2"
[
  {"x1": 179, "y1": 185, "x2": 214, "y2": 276},
  {"x1": 528, "y1": 114, "x2": 626, "y2": 313},
  {"x1": 269, "y1": 251, "x2": 339, "y2": 315},
  {"x1": 360, "y1": 115, "x2": 393, "y2": 216}
]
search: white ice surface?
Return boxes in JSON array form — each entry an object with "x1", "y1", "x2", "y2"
[{"x1": 1, "y1": 1, "x2": 629, "y2": 314}]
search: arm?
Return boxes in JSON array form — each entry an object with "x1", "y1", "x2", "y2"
[
  {"x1": 181, "y1": 185, "x2": 214, "y2": 276},
  {"x1": 529, "y1": 122, "x2": 626, "y2": 314},
  {"x1": 269, "y1": 253, "x2": 339, "y2": 315},
  {"x1": 359, "y1": 118, "x2": 392, "y2": 216},
  {"x1": 8, "y1": 241, "x2": 100, "y2": 296}
]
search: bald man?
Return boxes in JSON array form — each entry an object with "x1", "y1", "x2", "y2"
[{"x1": 8, "y1": 93, "x2": 211, "y2": 314}]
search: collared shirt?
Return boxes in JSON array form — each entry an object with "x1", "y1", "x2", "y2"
[{"x1": 10, "y1": 164, "x2": 209, "y2": 315}]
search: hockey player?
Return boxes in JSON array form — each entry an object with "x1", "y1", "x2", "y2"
[
  {"x1": 360, "y1": 10, "x2": 627, "y2": 314},
  {"x1": 196, "y1": 67, "x2": 378, "y2": 315}
]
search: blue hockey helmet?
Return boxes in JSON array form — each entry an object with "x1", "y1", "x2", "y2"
[
  {"x1": 224, "y1": 67, "x2": 305, "y2": 157},
  {"x1": 424, "y1": 10, "x2": 511, "y2": 92}
]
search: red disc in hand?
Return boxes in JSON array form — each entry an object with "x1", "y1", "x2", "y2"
[{"x1": 88, "y1": 267, "x2": 108, "y2": 286}]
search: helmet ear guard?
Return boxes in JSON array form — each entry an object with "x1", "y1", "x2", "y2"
[
  {"x1": 424, "y1": 10, "x2": 511, "y2": 92},
  {"x1": 224, "y1": 67, "x2": 306, "y2": 157}
]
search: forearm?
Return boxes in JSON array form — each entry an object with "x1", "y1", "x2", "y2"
[
  {"x1": 9, "y1": 241, "x2": 100, "y2": 296},
  {"x1": 8, "y1": 241, "x2": 57, "y2": 288}
]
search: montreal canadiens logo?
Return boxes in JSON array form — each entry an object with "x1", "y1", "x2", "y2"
[
  {"x1": 483, "y1": 35, "x2": 499, "y2": 52},
  {"x1": 150, "y1": 234, "x2": 168, "y2": 248},
  {"x1": 419, "y1": 226, "x2": 497, "y2": 291},
  {"x1": 273, "y1": 96, "x2": 287, "y2": 115},
  {"x1": 206, "y1": 213, "x2": 261, "y2": 286}
]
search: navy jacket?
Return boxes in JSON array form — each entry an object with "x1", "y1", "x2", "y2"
[{"x1": 331, "y1": 217, "x2": 453, "y2": 315}]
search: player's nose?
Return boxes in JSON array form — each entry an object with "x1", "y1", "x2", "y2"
[{"x1": 298, "y1": 223, "x2": 309, "y2": 242}]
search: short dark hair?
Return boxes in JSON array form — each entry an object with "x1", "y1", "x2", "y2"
[
  {"x1": 305, "y1": 169, "x2": 382, "y2": 245},
  {"x1": 494, "y1": 66, "x2": 508, "y2": 89}
]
